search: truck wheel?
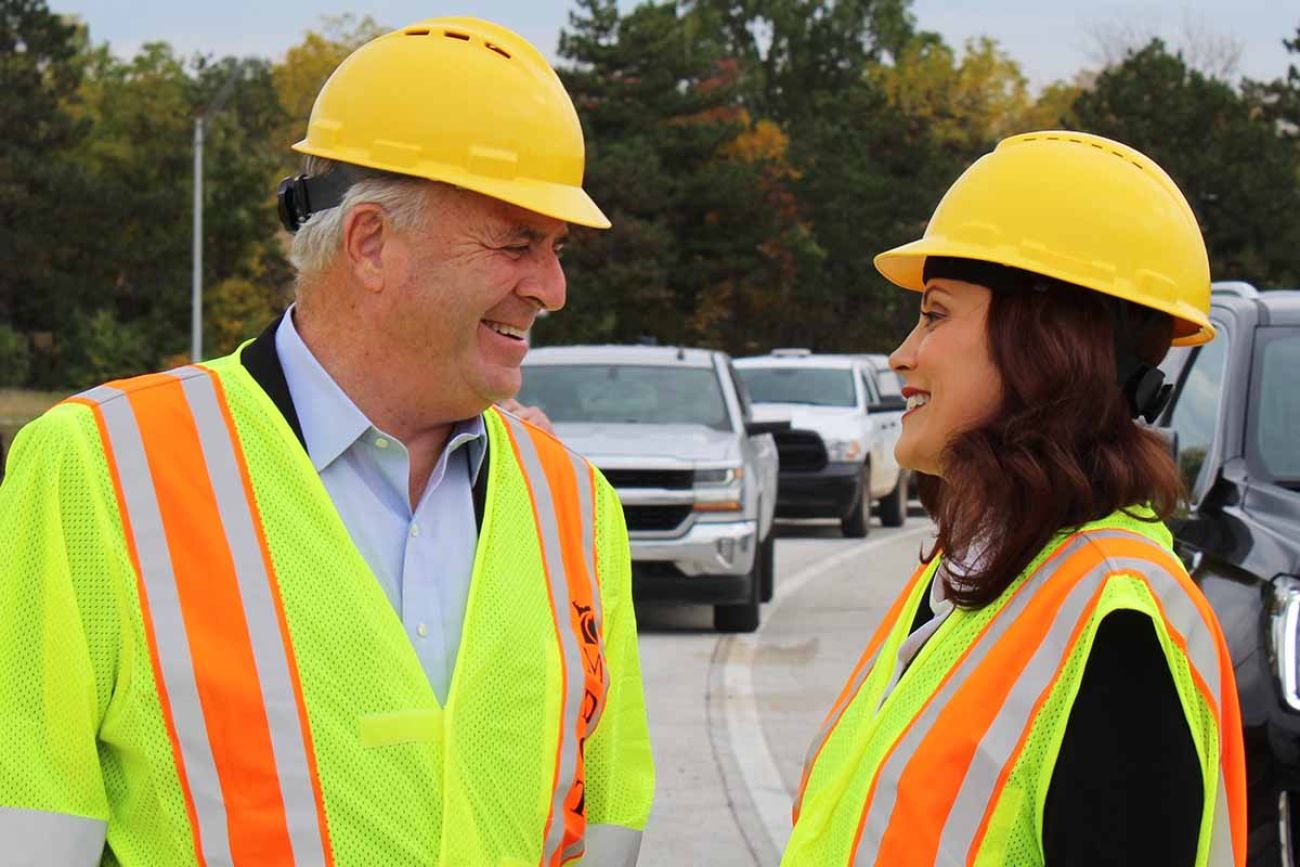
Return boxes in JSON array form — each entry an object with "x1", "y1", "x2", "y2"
[
  {"x1": 840, "y1": 463, "x2": 871, "y2": 539},
  {"x1": 715, "y1": 555, "x2": 761, "y2": 633},
  {"x1": 879, "y1": 471, "x2": 908, "y2": 528},
  {"x1": 758, "y1": 532, "x2": 776, "y2": 603}
]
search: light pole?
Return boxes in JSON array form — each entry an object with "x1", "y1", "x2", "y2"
[{"x1": 191, "y1": 68, "x2": 240, "y2": 363}]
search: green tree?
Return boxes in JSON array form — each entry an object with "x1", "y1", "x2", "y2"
[
  {"x1": 550, "y1": 0, "x2": 819, "y2": 353},
  {"x1": 0, "y1": 0, "x2": 93, "y2": 349},
  {"x1": 37, "y1": 43, "x2": 291, "y2": 384},
  {"x1": 1071, "y1": 39, "x2": 1300, "y2": 286}
]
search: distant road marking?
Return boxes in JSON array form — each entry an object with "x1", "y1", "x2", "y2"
[{"x1": 717, "y1": 525, "x2": 931, "y2": 857}]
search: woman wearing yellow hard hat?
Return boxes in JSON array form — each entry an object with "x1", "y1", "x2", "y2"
[{"x1": 784, "y1": 132, "x2": 1245, "y2": 866}]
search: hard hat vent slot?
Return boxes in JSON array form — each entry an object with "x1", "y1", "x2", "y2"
[
  {"x1": 404, "y1": 28, "x2": 430, "y2": 36},
  {"x1": 443, "y1": 31, "x2": 471, "y2": 41},
  {"x1": 486, "y1": 42, "x2": 512, "y2": 59}
]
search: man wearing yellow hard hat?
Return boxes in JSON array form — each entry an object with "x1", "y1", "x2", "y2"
[
  {"x1": 784, "y1": 132, "x2": 1245, "y2": 865},
  {"x1": 0, "y1": 18, "x2": 653, "y2": 865}
]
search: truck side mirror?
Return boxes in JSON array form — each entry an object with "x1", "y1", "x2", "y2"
[{"x1": 745, "y1": 420, "x2": 790, "y2": 436}]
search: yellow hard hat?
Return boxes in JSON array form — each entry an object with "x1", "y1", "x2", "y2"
[
  {"x1": 874, "y1": 131, "x2": 1213, "y2": 345},
  {"x1": 292, "y1": 17, "x2": 609, "y2": 229}
]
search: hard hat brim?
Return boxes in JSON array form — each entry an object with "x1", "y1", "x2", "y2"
[
  {"x1": 874, "y1": 239, "x2": 1216, "y2": 347},
  {"x1": 292, "y1": 141, "x2": 612, "y2": 230}
]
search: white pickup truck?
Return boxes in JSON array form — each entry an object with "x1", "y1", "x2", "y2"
[
  {"x1": 517, "y1": 345, "x2": 781, "y2": 633},
  {"x1": 735, "y1": 350, "x2": 908, "y2": 537}
]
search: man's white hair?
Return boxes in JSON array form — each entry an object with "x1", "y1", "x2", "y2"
[{"x1": 289, "y1": 156, "x2": 437, "y2": 282}]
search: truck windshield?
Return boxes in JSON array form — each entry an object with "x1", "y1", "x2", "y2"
[
  {"x1": 518, "y1": 364, "x2": 732, "y2": 432},
  {"x1": 736, "y1": 367, "x2": 856, "y2": 407},
  {"x1": 1250, "y1": 326, "x2": 1300, "y2": 488}
]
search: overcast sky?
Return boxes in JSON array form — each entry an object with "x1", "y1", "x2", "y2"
[{"x1": 53, "y1": 0, "x2": 1297, "y2": 90}]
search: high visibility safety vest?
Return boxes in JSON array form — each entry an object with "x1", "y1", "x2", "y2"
[
  {"x1": 785, "y1": 510, "x2": 1246, "y2": 867},
  {"x1": 0, "y1": 355, "x2": 654, "y2": 866}
]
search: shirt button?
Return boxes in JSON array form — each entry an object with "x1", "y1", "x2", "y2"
[
  {"x1": 417, "y1": 623, "x2": 429, "y2": 638},
  {"x1": 409, "y1": 523, "x2": 420, "y2": 538},
  {"x1": 375, "y1": 436, "x2": 390, "y2": 449}
]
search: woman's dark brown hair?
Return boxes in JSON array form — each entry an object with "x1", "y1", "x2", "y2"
[{"x1": 916, "y1": 257, "x2": 1185, "y2": 608}]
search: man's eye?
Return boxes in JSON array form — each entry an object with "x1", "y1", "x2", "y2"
[
  {"x1": 503, "y1": 244, "x2": 531, "y2": 256},
  {"x1": 553, "y1": 242, "x2": 567, "y2": 257}
]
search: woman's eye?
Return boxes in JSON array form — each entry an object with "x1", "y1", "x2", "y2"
[{"x1": 920, "y1": 309, "x2": 943, "y2": 324}]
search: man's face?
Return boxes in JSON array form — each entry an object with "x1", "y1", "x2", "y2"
[{"x1": 379, "y1": 187, "x2": 568, "y2": 420}]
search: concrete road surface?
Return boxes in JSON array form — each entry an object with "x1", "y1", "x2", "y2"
[{"x1": 632, "y1": 511, "x2": 932, "y2": 866}]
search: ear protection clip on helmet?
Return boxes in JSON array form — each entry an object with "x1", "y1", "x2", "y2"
[
  {"x1": 276, "y1": 169, "x2": 357, "y2": 234},
  {"x1": 1112, "y1": 301, "x2": 1174, "y2": 424}
]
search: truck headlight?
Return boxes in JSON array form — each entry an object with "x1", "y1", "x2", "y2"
[
  {"x1": 694, "y1": 464, "x2": 743, "y2": 511},
  {"x1": 695, "y1": 466, "x2": 743, "y2": 485},
  {"x1": 1271, "y1": 575, "x2": 1300, "y2": 712},
  {"x1": 825, "y1": 438, "x2": 863, "y2": 462}
]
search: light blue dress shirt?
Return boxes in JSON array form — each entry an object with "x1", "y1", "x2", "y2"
[{"x1": 275, "y1": 308, "x2": 486, "y2": 703}]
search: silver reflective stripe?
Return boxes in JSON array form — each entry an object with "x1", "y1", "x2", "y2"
[
  {"x1": 571, "y1": 452, "x2": 609, "y2": 735},
  {"x1": 0, "y1": 807, "x2": 107, "y2": 866},
  {"x1": 1209, "y1": 772, "x2": 1235, "y2": 866},
  {"x1": 91, "y1": 385, "x2": 235, "y2": 866},
  {"x1": 505, "y1": 415, "x2": 587, "y2": 865},
  {"x1": 579, "y1": 824, "x2": 643, "y2": 866},
  {"x1": 173, "y1": 368, "x2": 327, "y2": 866},
  {"x1": 853, "y1": 533, "x2": 1100, "y2": 863}
]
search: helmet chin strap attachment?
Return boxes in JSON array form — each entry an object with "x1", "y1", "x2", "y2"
[{"x1": 276, "y1": 168, "x2": 358, "y2": 234}]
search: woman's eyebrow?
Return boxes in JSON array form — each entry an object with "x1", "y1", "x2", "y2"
[{"x1": 921, "y1": 286, "x2": 952, "y2": 306}]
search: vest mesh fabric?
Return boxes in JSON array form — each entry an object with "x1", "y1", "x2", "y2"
[
  {"x1": 787, "y1": 508, "x2": 1216, "y2": 866},
  {"x1": 0, "y1": 400, "x2": 201, "y2": 866},
  {"x1": 580, "y1": 477, "x2": 655, "y2": 831},
  {"x1": 0, "y1": 352, "x2": 653, "y2": 865}
]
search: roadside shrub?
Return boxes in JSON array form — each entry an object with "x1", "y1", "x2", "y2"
[{"x1": 0, "y1": 325, "x2": 32, "y2": 388}]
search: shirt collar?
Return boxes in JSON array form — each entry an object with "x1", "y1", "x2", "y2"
[{"x1": 276, "y1": 306, "x2": 489, "y2": 479}]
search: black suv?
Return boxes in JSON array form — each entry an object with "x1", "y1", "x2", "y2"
[{"x1": 1157, "y1": 282, "x2": 1300, "y2": 866}]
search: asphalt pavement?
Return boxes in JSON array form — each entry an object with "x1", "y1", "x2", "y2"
[{"x1": 632, "y1": 510, "x2": 932, "y2": 866}]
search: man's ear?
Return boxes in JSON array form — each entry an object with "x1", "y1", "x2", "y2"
[{"x1": 342, "y1": 203, "x2": 390, "y2": 293}]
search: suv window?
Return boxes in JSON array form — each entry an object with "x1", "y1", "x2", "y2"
[
  {"x1": 1168, "y1": 330, "x2": 1230, "y2": 495},
  {"x1": 737, "y1": 367, "x2": 856, "y2": 407},
  {"x1": 858, "y1": 369, "x2": 880, "y2": 405},
  {"x1": 1250, "y1": 326, "x2": 1300, "y2": 487}
]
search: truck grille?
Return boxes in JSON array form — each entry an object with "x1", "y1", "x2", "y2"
[
  {"x1": 601, "y1": 468, "x2": 694, "y2": 489},
  {"x1": 773, "y1": 429, "x2": 828, "y2": 472},
  {"x1": 622, "y1": 505, "x2": 692, "y2": 533}
]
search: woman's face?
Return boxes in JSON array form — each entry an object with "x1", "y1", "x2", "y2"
[{"x1": 889, "y1": 278, "x2": 1003, "y2": 477}]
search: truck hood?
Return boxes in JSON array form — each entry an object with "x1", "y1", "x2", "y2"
[
  {"x1": 750, "y1": 403, "x2": 867, "y2": 439},
  {"x1": 552, "y1": 422, "x2": 740, "y2": 466}
]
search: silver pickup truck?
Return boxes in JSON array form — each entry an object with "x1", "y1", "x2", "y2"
[{"x1": 516, "y1": 345, "x2": 780, "y2": 632}]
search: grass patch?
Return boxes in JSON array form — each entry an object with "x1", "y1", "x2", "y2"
[{"x1": 1, "y1": 388, "x2": 70, "y2": 445}]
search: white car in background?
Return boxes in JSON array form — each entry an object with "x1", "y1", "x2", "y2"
[
  {"x1": 735, "y1": 349, "x2": 908, "y2": 537},
  {"x1": 517, "y1": 345, "x2": 781, "y2": 633}
]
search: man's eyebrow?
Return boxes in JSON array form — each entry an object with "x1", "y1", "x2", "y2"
[{"x1": 499, "y1": 223, "x2": 569, "y2": 244}]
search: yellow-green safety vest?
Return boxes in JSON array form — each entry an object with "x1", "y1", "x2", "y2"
[
  {"x1": 785, "y1": 509, "x2": 1245, "y2": 866},
  {"x1": 0, "y1": 352, "x2": 654, "y2": 865}
]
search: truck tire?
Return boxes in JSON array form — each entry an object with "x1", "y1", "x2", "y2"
[
  {"x1": 878, "y1": 470, "x2": 908, "y2": 528},
  {"x1": 840, "y1": 462, "x2": 871, "y2": 539},
  {"x1": 715, "y1": 555, "x2": 761, "y2": 633},
  {"x1": 758, "y1": 532, "x2": 775, "y2": 603}
]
